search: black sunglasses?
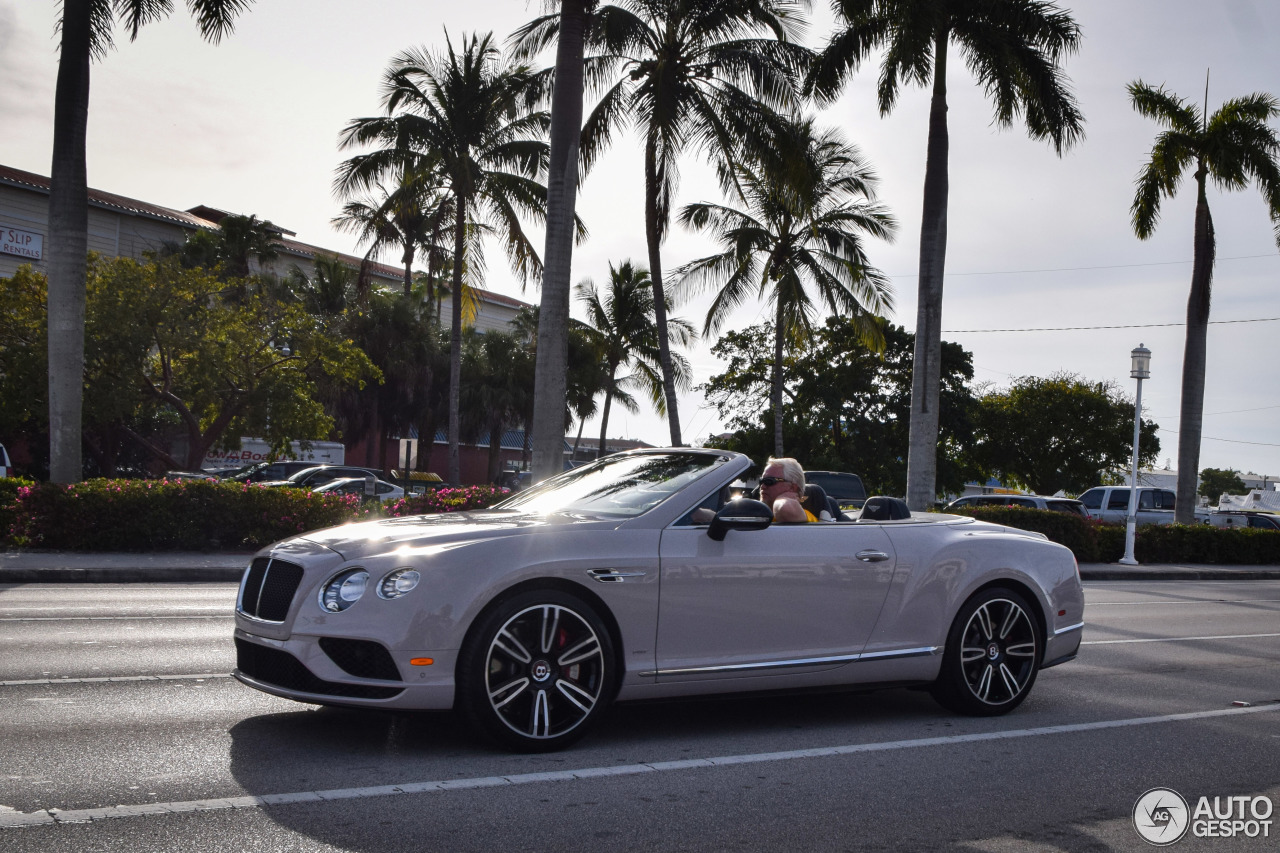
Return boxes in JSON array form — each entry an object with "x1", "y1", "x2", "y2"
[{"x1": 759, "y1": 476, "x2": 784, "y2": 487}]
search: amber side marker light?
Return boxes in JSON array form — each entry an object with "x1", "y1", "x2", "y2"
[{"x1": 410, "y1": 658, "x2": 434, "y2": 666}]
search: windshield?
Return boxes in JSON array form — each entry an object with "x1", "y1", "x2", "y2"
[{"x1": 494, "y1": 452, "x2": 731, "y2": 517}]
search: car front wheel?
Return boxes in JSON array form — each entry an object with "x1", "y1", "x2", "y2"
[
  {"x1": 457, "y1": 589, "x2": 616, "y2": 752},
  {"x1": 931, "y1": 587, "x2": 1041, "y2": 716}
]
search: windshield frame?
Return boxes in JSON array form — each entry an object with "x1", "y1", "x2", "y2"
[{"x1": 492, "y1": 451, "x2": 736, "y2": 519}]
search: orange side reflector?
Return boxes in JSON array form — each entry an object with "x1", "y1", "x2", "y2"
[{"x1": 410, "y1": 658, "x2": 434, "y2": 666}]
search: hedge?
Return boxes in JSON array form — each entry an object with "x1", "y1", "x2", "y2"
[
  {"x1": 1, "y1": 478, "x2": 509, "y2": 551},
  {"x1": 951, "y1": 506, "x2": 1280, "y2": 565}
]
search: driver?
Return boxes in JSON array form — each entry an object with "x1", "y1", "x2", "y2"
[{"x1": 760, "y1": 457, "x2": 816, "y2": 523}]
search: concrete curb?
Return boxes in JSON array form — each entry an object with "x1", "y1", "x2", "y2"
[
  {"x1": 0, "y1": 551, "x2": 252, "y2": 584},
  {"x1": 1080, "y1": 566, "x2": 1280, "y2": 581},
  {"x1": 0, "y1": 567, "x2": 247, "y2": 583}
]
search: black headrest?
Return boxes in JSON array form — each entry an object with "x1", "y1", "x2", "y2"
[
  {"x1": 859, "y1": 496, "x2": 911, "y2": 521},
  {"x1": 801, "y1": 483, "x2": 830, "y2": 518}
]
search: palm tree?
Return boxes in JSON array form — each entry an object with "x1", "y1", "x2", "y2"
[
  {"x1": 337, "y1": 32, "x2": 552, "y2": 484},
  {"x1": 46, "y1": 0, "x2": 251, "y2": 482},
  {"x1": 807, "y1": 0, "x2": 1084, "y2": 509},
  {"x1": 1129, "y1": 80, "x2": 1280, "y2": 523},
  {"x1": 576, "y1": 261, "x2": 694, "y2": 458},
  {"x1": 514, "y1": 0, "x2": 812, "y2": 447},
  {"x1": 333, "y1": 168, "x2": 454, "y2": 296},
  {"x1": 517, "y1": 0, "x2": 594, "y2": 483},
  {"x1": 677, "y1": 117, "x2": 896, "y2": 455}
]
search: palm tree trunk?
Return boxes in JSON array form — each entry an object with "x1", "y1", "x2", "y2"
[
  {"x1": 644, "y1": 134, "x2": 683, "y2": 447},
  {"x1": 597, "y1": 385, "x2": 614, "y2": 460},
  {"x1": 448, "y1": 195, "x2": 467, "y2": 484},
  {"x1": 530, "y1": 0, "x2": 588, "y2": 482},
  {"x1": 905, "y1": 31, "x2": 951, "y2": 511},
  {"x1": 772, "y1": 301, "x2": 786, "y2": 457},
  {"x1": 572, "y1": 416, "x2": 585, "y2": 462},
  {"x1": 402, "y1": 244, "x2": 414, "y2": 296},
  {"x1": 1175, "y1": 166, "x2": 1215, "y2": 523},
  {"x1": 47, "y1": 0, "x2": 92, "y2": 484}
]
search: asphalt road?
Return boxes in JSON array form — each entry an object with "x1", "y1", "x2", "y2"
[{"x1": 0, "y1": 580, "x2": 1277, "y2": 852}]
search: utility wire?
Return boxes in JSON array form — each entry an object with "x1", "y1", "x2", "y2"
[
  {"x1": 1157, "y1": 428, "x2": 1280, "y2": 448},
  {"x1": 944, "y1": 316, "x2": 1280, "y2": 334},
  {"x1": 889, "y1": 252, "x2": 1277, "y2": 279}
]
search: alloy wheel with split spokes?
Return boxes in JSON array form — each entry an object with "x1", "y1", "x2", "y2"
[
  {"x1": 458, "y1": 589, "x2": 616, "y2": 751},
  {"x1": 932, "y1": 587, "x2": 1042, "y2": 716}
]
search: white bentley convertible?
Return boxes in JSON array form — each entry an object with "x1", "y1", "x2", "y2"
[{"x1": 234, "y1": 449, "x2": 1084, "y2": 751}]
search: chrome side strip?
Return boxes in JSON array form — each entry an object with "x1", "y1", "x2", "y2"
[
  {"x1": 1054, "y1": 621, "x2": 1085, "y2": 636},
  {"x1": 586, "y1": 569, "x2": 647, "y2": 583},
  {"x1": 639, "y1": 646, "x2": 940, "y2": 678}
]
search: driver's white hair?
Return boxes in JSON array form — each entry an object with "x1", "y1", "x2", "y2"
[{"x1": 766, "y1": 457, "x2": 805, "y2": 490}]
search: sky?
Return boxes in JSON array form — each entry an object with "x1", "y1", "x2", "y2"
[{"x1": 3, "y1": 0, "x2": 1280, "y2": 481}]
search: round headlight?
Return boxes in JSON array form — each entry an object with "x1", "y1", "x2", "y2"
[
  {"x1": 378, "y1": 569, "x2": 421, "y2": 600},
  {"x1": 319, "y1": 569, "x2": 369, "y2": 612}
]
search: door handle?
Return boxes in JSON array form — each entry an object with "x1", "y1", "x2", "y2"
[{"x1": 855, "y1": 550, "x2": 890, "y2": 563}]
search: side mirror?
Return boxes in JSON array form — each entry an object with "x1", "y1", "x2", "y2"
[{"x1": 707, "y1": 499, "x2": 773, "y2": 541}]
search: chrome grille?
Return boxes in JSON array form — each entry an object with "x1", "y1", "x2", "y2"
[{"x1": 238, "y1": 557, "x2": 304, "y2": 622}]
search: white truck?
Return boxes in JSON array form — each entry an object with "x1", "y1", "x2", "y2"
[
  {"x1": 202, "y1": 438, "x2": 344, "y2": 472},
  {"x1": 1077, "y1": 485, "x2": 1210, "y2": 525}
]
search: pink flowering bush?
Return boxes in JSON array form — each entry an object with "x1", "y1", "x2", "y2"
[
  {"x1": 384, "y1": 485, "x2": 509, "y2": 517},
  {"x1": 7, "y1": 479, "x2": 361, "y2": 550},
  {"x1": 1, "y1": 478, "x2": 510, "y2": 551}
]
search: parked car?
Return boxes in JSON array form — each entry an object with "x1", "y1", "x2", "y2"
[
  {"x1": 223, "y1": 460, "x2": 322, "y2": 483},
  {"x1": 1077, "y1": 486, "x2": 1210, "y2": 525},
  {"x1": 944, "y1": 494, "x2": 1087, "y2": 517},
  {"x1": 233, "y1": 448, "x2": 1083, "y2": 751},
  {"x1": 313, "y1": 477, "x2": 405, "y2": 503},
  {"x1": 258, "y1": 465, "x2": 390, "y2": 490},
  {"x1": 803, "y1": 470, "x2": 868, "y2": 510},
  {"x1": 0, "y1": 442, "x2": 12, "y2": 478},
  {"x1": 1208, "y1": 510, "x2": 1280, "y2": 531}
]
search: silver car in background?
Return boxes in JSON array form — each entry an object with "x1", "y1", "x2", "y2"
[{"x1": 233, "y1": 449, "x2": 1084, "y2": 751}]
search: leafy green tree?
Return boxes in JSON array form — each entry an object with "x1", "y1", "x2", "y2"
[
  {"x1": 807, "y1": 0, "x2": 1085, "y2": 510},
  {"x1": 576, "y1": 261, "x2": 694, "y2": 458},
  {"x1": 337, "y1": 33, "x2": 552, "y2": 484},
  {"x1": 704, "y1": 319, "x2": 976, "y2": 495},
  {"x1": 1199, "y1": 467, "x2": 1246, "y2": 502},
  {"x1": 514, "y1": 0, "x2": 812, "y2": 446},
  {"x1": 969, "y1": 373, "x2": 1160, "y2": 496},
  {"x1": 460, "y1": 328, "x2": 534, "y2": 481},
  {"x1": 1129, "y1": 81, "x2": 1280, "y2": 522},
  {"x1": 46, "y1": 0, "x2": 252, "y2": 483},
  {"x1": 678, "y1": 116, "x2": 896, "y2": 456}
]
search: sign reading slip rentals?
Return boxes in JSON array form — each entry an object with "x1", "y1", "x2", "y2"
[{"x1": 1, "y1": 226, "x2": 43, "y2": 260}]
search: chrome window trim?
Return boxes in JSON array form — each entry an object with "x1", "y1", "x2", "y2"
[{"x1": 1054, "y1": 621, "x2": 1085, "y2": 636}]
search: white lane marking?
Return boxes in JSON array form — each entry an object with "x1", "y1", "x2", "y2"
[
  {"x1": 3, "y1": 703, "x2": 1277, "y2": 829},
  {"x1": 1083, "y1": 632, "x2": 1280, "y2": 645},
  {"x1": 0, "y1": 616, "x2": 231, "y2": 622},
  {"x1": 1088, "y1": 599, "x2": 1280, "y2": 606},
  {"x1": 0, "y1": 674, "x2": 231, "y2": 687}
]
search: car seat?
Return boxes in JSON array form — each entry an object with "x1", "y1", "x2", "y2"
[{"x1": 858, "y1": 496, "x2": 911, "y2": 521}]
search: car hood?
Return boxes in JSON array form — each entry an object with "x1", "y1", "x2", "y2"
[{"x1": 287, "y1": 509, "x2": 622, "y2": 561}]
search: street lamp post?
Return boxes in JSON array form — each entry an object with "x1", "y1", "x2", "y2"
[{"x1": 1119, "y1": 344, "x2": 1151, "y2": 566}]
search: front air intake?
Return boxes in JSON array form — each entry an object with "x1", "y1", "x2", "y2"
[{"x1": 238, "y1": 558, "x2": 304, "y2": 622}]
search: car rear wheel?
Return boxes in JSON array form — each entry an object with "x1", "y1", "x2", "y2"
[
  {"x1": 457, "y1": 589, "x2": 616, "y2": 752},
  {"x1": 931, "y1": 587, "x2": 1041, "y2": 716}
]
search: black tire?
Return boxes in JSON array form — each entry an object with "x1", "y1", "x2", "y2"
[
  {"x1": 931, "y1": 586, "x2": 1042, "y2": 716},
  {"x1": 456, "y1": 589, "x2": 616, "y2": 752}
]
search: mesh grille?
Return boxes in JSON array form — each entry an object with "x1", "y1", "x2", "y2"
[
  {"x1": 235, "y1": 638, "x2": 403, "y2": 700},
  {"x1": 319, "y1": 637, "x2": 403, "y2": 681},
  {"x1": 238, "y1": 558, "x2": 304, "y2": 622}
]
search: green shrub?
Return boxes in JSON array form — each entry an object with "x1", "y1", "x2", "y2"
[
  {"x1": 0, "y1": 477, "x2": 36, "y2": 544},
  {"x1": 9, "y1": 479, "x2": 366, "y2": 551},
  {"x1": 953, "y1": 505, "x2": 1280, "y2": 564},
  {"x1": 949, "y1": 506, "x2": 1101, "y2": 561}
]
